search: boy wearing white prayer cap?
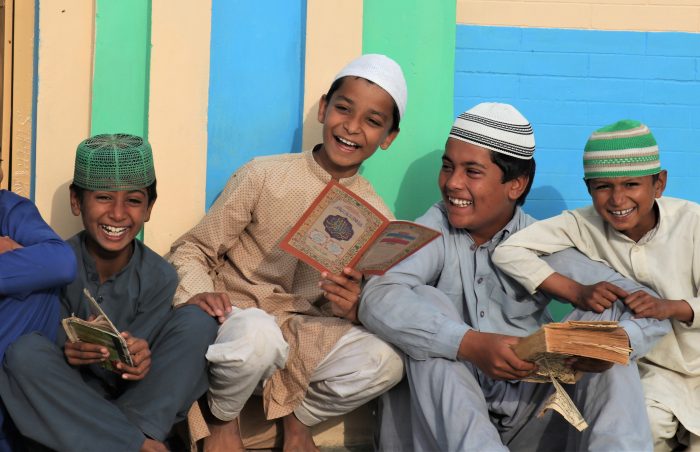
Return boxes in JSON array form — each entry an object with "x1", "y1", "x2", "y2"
[{"x1": 168, "y1": 54, "x2": 407, "y2": 451}]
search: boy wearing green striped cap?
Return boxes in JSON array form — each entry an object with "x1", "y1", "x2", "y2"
[{"x1": 493, "y1": 119, "x2": 700, "y2": 450}]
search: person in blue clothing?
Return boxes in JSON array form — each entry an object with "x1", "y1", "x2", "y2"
[
  {"x1": 0, "y1": 135, "x2": 218, "y2": 452},
  {"x1": 0, "y1": 159, "x2": 77, "y2": 451}
]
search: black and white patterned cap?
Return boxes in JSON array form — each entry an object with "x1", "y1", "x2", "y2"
[{"x1": 449, "y1": 103, "x2": 535, "y2": 160}]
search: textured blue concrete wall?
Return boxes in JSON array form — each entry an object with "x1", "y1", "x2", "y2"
[
  {"x1": 455, "y1": 25, "x2": 700, "y2": 220},
  {"x1": 206, "y1": 1, "x2": 306, "y2": 208}
]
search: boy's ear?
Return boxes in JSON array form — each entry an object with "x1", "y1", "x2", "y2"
[
  {"x1": 69, "y1": 189, "x2": 82, "y2": 217},
  {"x1": 317, "y1": 94, "x2": 328, "y2": 124},
  {"x1": 144, "y1": 200, "x2": 155, "y2": 223},
  {"x1": 506, "y1": 174, "x2": 529, "y2": 202},
  {"x1": 379, "y1": 128, "x2": 399, "y2": 150},
  {"x1": 654, "y1": 170, "x2": 667, "y2": 198}
]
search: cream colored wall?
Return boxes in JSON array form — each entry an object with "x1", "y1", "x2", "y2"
[
  {"x1": 302, "y1": 0, "x2": 363, "y2": 151},
  {"x1": 34, "y1": 2, "x2": 94, "y2": 238},
  {"x1": 10, "y1": 0, "x2": 35, "y2": 197},
  {"x1": 146, "y1": 0, "x2": 211, "y2": 255},
  {"x1": 457, "y1": 0, "x2": 700, "y2": 31}
]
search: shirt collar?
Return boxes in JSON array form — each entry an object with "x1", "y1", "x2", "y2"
[
  {"x1": 305, "y1": 145, "x2": 362, "y2": 187},
  {"x1": 77, "y1": 230, "x2": 143, "y2": 283}
]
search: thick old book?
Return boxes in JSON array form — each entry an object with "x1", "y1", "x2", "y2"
[
  {"x1": 513, "y1": 321, "x2": 632, "y2": 431},
  {"x1": 280, "y1": 180, "x2": 441, "y2": 275},
  {"x1": 62, "y1": 288, "x2": 133, "y2": 373},
  {"x1": 513, "y1": 320, "x2": 632, "y2": 384}
]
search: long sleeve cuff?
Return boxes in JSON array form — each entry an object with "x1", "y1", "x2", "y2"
[
  {"x1": 433, "y1": 321, "x2": 471, "y2": 360},
  {"x1": 683, "y1": 296, "x2": 700, "y2": 328},
  {"x1": 619, "y1": 319, "x2": 644, "y2": 360}
]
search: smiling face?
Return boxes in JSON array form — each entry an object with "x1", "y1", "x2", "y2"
[
  {"x1": 439, "y1": 139, "x2": 529, "y2": 245},
  {"x1": 70, "y1": 188, "x2": 153, "y2": 265},
  {"x1": 315, "y1": 76, "x2": 398, "y2": 179},
  {"x1": 587, "y1": 171, "x2": 666, "y2": 242}
]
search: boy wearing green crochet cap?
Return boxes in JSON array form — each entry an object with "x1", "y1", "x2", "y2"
[
  {"x1": 0, "y1": 134, "x2": 218, "y2": 452},
  {"x1": 493, "y1": 119, "x2": 700, "y2": 450}
]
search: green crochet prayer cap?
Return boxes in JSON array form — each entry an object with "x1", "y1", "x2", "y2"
[
  {"x1": 583, "y1": 119, "x2": 661, "y2": 180},
  {"x1": 73, "y1": 134, "x2": 155, "y2": 191}
]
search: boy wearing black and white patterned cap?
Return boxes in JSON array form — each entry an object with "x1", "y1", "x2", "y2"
[{"x1": 360, "y1": 103, "x2": 669, "y2": 451}]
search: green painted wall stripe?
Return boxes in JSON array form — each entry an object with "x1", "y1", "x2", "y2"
[
  {"x1": 91, "y1": 0, "x2": 151, "y2": 138},
  {"x1": 361, "y1": 0, "x2": 456, "y2": 221},
  {"x1": 91, "y1": 0, "x2": 152, "y2": 241}
]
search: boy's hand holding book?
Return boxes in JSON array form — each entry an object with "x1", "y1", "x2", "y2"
[
  {"x1": 319, "y1": 267, "x2": 362, "y2": 324},
  {"x1": 115, "y1": 332, "x2": 152, "y2": 381},
  {"x1": 458, "y1": 330, "x2": 537, "y2": 381}
]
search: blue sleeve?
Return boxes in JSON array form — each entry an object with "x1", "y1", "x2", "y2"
[
  {"x1": 0, "y1": 197, "x2": 77, "y2": 297},
  {"x1": 543, "y1": 249, "x2": 671, "y2": 360},
  {"x1": 359, "y1": 207, "x2": 471, "y2": 361}
]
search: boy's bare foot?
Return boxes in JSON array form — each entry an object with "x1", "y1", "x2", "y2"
[
  {"x1": 282, "y1": 413, "x2": 319, "y2": 452},
  {"x1": 140, "y1": 438, "x2": 168, "y2": 452},
  {"x1": 203, "y1": 418, "x2": 245, "y2": 452}
]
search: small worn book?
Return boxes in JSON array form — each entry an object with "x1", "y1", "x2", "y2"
[
  {"x1": 280, "y1": 180, "x2": 441, "y2": 275},
  {"x1": 62, "y1": 288, "x2": 133, "y2": 373},
  {"x1": 512, "y1": 320, "x2": 632, "y2": 431}
]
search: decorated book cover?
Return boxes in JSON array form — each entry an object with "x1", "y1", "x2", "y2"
[{"x1": 280, "y1": 181, "x2": 441, "y2": 275}]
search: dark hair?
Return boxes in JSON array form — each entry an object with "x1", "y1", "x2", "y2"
[
  {"x1": 584, "y1": 172, "x2": 660, "y2": 192},
  {"x1": 69, "y1": 180, "x2": 158, "y2": 206},
  {"x1": 325, "y1": 76, "x2": 401, "y2": 133},
  {"x1": 489, "y1": 152, "x2": 536, "y2": 206}
]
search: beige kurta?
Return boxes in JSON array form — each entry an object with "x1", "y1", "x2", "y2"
[
  {"x1": 492, "y1": 196, "x2": 700, "y2": 436},
  {"x1": 168, "y1": 149, "x2": 393, "y2": 420}
]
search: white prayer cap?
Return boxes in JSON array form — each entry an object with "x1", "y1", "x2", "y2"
[
  {"x1": 333, "y1": 54, "x2": 408, "y2": 120},
  {"x1": 450, "y1": 103, "x2": 535, "y2": 160}
]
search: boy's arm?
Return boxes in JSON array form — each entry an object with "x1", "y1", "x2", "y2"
[
  {"x1": 168, "y1": 163, "x2": 261, "y2": 306},
  {"x1": 360, "y1": 207, "x2": 471, "y2": 361},
  {"x1": 0, "y1": 198, "x2": 76, "y2": 296},
  {"x1": 543, "y1": 249, "x2": 671, "y2": 359},
  {"x1": 492, "y1": 212, "x2": 586, "y2": 294}
]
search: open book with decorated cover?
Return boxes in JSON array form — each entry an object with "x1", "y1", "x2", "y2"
[
  {"x1": 62, "y1": 288, "x2": 133, "y2": 373},
  {"x1": 280, "y1": 180, "x2": 441, "y2": 275}
]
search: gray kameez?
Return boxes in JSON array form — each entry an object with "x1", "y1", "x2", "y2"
[
  {"x1": 360, "y1": 204, "x2": 671, "y2": 451},
  {"x1": 0, "y1": 232, "x2": 218, "y2": 451}
]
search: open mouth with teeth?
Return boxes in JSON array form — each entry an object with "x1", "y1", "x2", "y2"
[
  {"x1": 101, "y1": 224, "x2": 129, "y2": 238},
  {"x1": 335, "y1": 135, "x2": 360, "y2": 150},
  {"x1": 609, "y1": 207, "x2": 635, "y2": 218},
  {"x1": 448, "y1": 196, "x2": 473, "y2": 207}
]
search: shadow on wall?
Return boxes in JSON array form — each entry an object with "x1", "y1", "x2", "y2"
[
  {"x1": 302, "y1": 98, "x2": 323, "y2": 152},
  {"x1": 393, "y1": 149, "x2": 443, "y2": 221},
  {"x1": 50, "y1": 179, "x2": 84, "y2": 240},
  {"x1": 523, "y1": 185, "x2": 569, "y2": 221}
]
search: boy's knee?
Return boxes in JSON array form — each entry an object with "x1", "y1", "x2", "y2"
[
  {"x1": 170, "y1": 305, "x2": 219, "y2": 341},
  {"x1": 4, "y1": 333, "x2": 54, "y2": 377},
  {"x1": 370, "y1": 342, "x2": 404, "y2": 386},
  {"x1": 207, "y1": 309, "x2": 288, "y2": 376}
]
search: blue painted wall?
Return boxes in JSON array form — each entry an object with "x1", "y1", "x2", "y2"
[
  {"x1": 206, "y1": 1, "x2": 306, "y2": 208},
  {"x1": 455, "y1": 25, "x2": 700, "y2": 220}
]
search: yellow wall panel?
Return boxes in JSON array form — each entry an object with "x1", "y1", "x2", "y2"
[
  {"x1": 457, "y1": 0, "x2": 700, "y2": 31},
  {"x1": 147, "y1": 0, "x2": 211, "y2": 255},
  {"x1": 34, "y1": 2, "x2": 94, "y2": 238},
  {"x1": 10, "y1": 0, "x2": 35, "y2": 197},
  {"x1": 302, "y1": 0, "x2": 363, "y2": 151}
]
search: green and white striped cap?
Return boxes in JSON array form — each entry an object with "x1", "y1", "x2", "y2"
[{"x1": 583, "y1": 120, "x2": 660, "y2": 180}]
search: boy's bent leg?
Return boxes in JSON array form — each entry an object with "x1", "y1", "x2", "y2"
[
  {"x1": 293, "y1": 326, "x2": 403, "y2": 427},
  {"x1": 647, "y1": 400, "x2": 679, "y2": 452},
  {"x1": 115, "y1": 305, "x2": 219, "y2": 440},
  {"x1": 206, "y1": 307, "x2": 289, "y2": 421},
  {"x1": 0, "y1": 333, "x2": 145, "y2": 451},
  {"x1": 401, "y1": 285, "x2": 508, "y2": 452}
]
